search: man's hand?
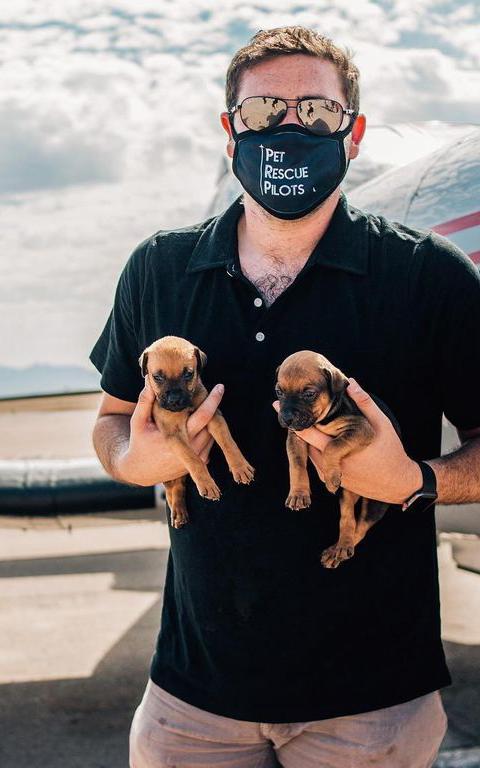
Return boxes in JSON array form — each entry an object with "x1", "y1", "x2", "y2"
[
  {"x1": 273, "y1": 378, "x2": 422, "y2": 505},
  {"x1": 117, "y1": 378, "x2": 224, "y2": 487}
]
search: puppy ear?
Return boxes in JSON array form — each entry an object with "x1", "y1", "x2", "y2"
[
  {"x1": 138, "y1": 350, "x2": 149, "y2": 377},
  {"x1": 323, "y1": 365, "x2": 349, "y2": 399},
  {"x1": 195, "y1": 347, "x2": 207, "y2": 371}
]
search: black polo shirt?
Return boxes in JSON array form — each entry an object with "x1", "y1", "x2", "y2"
[{"x1": 89, "y1": 191, "x2": 480, "y2": 723}]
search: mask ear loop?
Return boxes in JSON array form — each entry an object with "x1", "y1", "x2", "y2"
[{"x1": 228, "y1": 111, "x2": 240, "y2": 142}]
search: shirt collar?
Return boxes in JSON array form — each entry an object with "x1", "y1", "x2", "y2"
[{"x1": 185, "y1": 191, "x2": 369, "y2": 276}]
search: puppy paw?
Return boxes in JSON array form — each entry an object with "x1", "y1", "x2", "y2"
[
  {"x1": 231, "y1": 461, "x2": 255, "y2": 484},
  {"x1": 285, "y1": 489, "x2": 311, "y2": 510},
  {"x1": 324, "y1": 470, "x2": 342, "y2": 494},
  {"x1": 197, "y1": 479, "x2": 221, "y2": 501},
  {"x1": 320, "y1": 543, "x2": 355, "y2": 569},
  {"x1": 170, "y1": 506, "x2": 189, "y2": 529}
]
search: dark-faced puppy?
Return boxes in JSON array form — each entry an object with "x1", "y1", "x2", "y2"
[
  {"x1": 275, "y1": 350, "x2": 394, "y2": 569},
  {"x1": 139, "y1": 336, "x2": 254, "y2": 528}
]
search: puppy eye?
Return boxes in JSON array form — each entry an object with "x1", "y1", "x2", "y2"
[
  {"x1": 183, "y1": 370, "x2": 194, "y2": 380},
  {"x1": 275, "y1": 385, "x2": 284, "y2": 397},
  {"x1": 303, "y1": 389, "x2": 317, "y2": 400},
  {"x1": 154, "y1": 373, "x2": 165, "y2": 383}
]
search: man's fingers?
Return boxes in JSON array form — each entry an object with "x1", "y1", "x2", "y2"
[
  {"x1": 346, "y1": 378, "x2": 386, "y2": 429},
  {"x1": 308, "y1": 445, "x2": 325, "y2": 479},
  {"x1": 294, "y1": 424, "x2": 331, "y2": 451},
  {"x1": 199, "y1": 437, "x2": 214, "y2": 464},
  {"x1": 191, "y1": 428, "x2": 214, "y2": 455},
  {"x1": 131, "y1": 378, "x2": 155, "y2": 425},
  {"x1": 187, "y1": 384, "x2": 224, "y2": 436}
]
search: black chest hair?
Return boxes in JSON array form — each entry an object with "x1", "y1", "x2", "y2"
[{"x1": 241, "y1": 265, "x2": 299, "y2": 306}]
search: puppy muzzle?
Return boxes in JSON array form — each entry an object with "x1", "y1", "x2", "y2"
[
  {"x1": 159, "y1": 390, "x2": 192, "y2": 412},
  {"x1": 278, "y1": 408, "x2": 316, "y2": 431}
]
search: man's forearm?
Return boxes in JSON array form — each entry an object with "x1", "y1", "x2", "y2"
[
  {"x1": 426, "y1": 436, "x2": 480, "y2": 504},
  {"x1": 92, "y1": 414, "x2": 131, "y2": 483}
]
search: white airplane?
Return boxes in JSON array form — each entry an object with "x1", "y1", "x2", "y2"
[
  {"x1": 2, "y1": 124, "x2": 479, "y2": 549},
  {"x1": 348, "y1": 126, "x2": 479, "y2": 266}
]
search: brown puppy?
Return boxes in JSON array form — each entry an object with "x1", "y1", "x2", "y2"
[
  {"x1": 139, "y1": 336, "x2": 255, "y2": 529},
  {"x1": 276, "y1": 350, "x2": 394, "y2": 569}
]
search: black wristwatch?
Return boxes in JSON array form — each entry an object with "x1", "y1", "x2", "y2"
[{"x1": 401, "y1": 460, "x2": 438, "y2": 512}]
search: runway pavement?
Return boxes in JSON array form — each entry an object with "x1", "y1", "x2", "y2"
[{"x1": 0, "y1": 509, "x2": 479, "y2": 768}]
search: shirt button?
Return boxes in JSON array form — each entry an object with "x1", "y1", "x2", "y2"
[
  {"x1": 255, "y1": 331, "x2": 265, "y2": 342},
  {"x1": 254, "y1": 297, "x2": 263, "y2": 307}
]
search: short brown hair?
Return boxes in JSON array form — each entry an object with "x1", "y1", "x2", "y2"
[{"x1": 225, "y1": 26, "x2": 360, "y2": 114}]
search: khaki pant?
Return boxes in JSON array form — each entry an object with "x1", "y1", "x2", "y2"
[{"x1": 129, "y1": 678, "x2": 448, "y2": 768}]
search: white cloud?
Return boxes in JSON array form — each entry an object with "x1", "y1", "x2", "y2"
[
  {"x1": 357, "y1": 43, "x2": 480, "y2": 123},
  {"x1": 0, "y1": 0, "x2": 479, "y2": 379}
]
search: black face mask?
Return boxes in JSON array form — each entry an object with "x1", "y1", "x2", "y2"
[{"x1": 231, "y1": 121, "x2": 354, "y2": 220}]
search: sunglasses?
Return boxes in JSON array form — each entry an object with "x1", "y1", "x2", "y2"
[{"x1": 228, "y1": 95, "x2": 357, "y2": 136}]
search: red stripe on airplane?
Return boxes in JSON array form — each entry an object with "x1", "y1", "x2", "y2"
[
  {"x1": 433, "y1": 211, "x2": 480, "y2": 235},
  {"x1": 470, "y1": 250, "x2": 480, "y2": 264}
]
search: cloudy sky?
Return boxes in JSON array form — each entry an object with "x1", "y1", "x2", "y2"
[{"x1": 0, "y1": 0, "x2": 478, "y2": 390}]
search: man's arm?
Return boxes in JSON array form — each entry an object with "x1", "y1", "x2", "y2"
[
  {"x1": 93, "y1": 416, "x2": 131, "y2": 482},
  {"x1": 92, "y1": 391, "x2": 136, "y2": 481},
  {"x1": 92, "y1": 380, "x2": 223, "y2": 487},
  {"x1": 425, "y1": 426, "x2": 480, "y2": 505}
]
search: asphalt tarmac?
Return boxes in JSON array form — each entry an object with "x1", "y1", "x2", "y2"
[{"x1": 0, "y1": 508, "x2": 479, "y2": 768}]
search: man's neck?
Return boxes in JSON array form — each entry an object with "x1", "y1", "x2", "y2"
[
  {"x1": 237, "y1": 189, "x2": 341, "y2": 263},
  {"x1": 235, "y1": 190, "x2": 342, "y2": 307}
]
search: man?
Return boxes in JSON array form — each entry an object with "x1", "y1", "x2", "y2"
[{"x1": 89, "y1": 26, "x2": 480, "y2": 768}]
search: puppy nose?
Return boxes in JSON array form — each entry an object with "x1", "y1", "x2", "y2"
[
  {"x1": 281, "y1": 408, "x2": 296, "y2": 425},
  {"x1": 165, "y1": 388, "x2": 184, "y2": 406}
]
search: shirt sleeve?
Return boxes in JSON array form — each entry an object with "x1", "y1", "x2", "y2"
[
  {"x1": 89, "y1": 241, "x2": 148, "y2": 403},
  {"x1": 427, "y1": 233, "x2": 480, "y2": 430}
]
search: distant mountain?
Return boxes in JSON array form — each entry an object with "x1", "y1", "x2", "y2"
[{"x1": 0, "y1": 364, "x2": 100, "y2": 399}]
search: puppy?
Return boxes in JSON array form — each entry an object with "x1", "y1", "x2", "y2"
[
  {"x1": 275, "y1": 350, "x2": 399, "y2": 569},
  {"x1": 139, "y1": 336, "x2": 254, "y2": 529}
]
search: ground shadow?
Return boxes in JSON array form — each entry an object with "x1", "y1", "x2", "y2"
[{"x1": 0, "y1": 549, "x2": 477, "y2": 767}]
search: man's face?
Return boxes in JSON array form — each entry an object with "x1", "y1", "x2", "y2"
[{"x1": 220, "y1": 54, "x2": 364, "y2": 162}]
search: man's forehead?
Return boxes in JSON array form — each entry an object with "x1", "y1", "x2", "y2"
[
  {"x1": 236, "y1": 57, "x2": 345, "y2": 101},
  {"x1": 243, "y1": 92, "x2": 335, "y2": 100}
]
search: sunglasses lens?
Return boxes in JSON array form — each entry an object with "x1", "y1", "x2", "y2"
[
  {"x1": 298, "y1": 98, "x2": 343, "y2": 135},
  {"x1": 240, "y1": 96, "x2": 287, "y2": 131}
]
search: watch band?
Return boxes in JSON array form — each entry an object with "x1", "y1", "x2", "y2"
[
  {"x1": 418, "y1": 460, "x2": 437, "y2": 495},
  {"x1": 401, "y1": 460, "x2": 437, "y2": 512}
]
